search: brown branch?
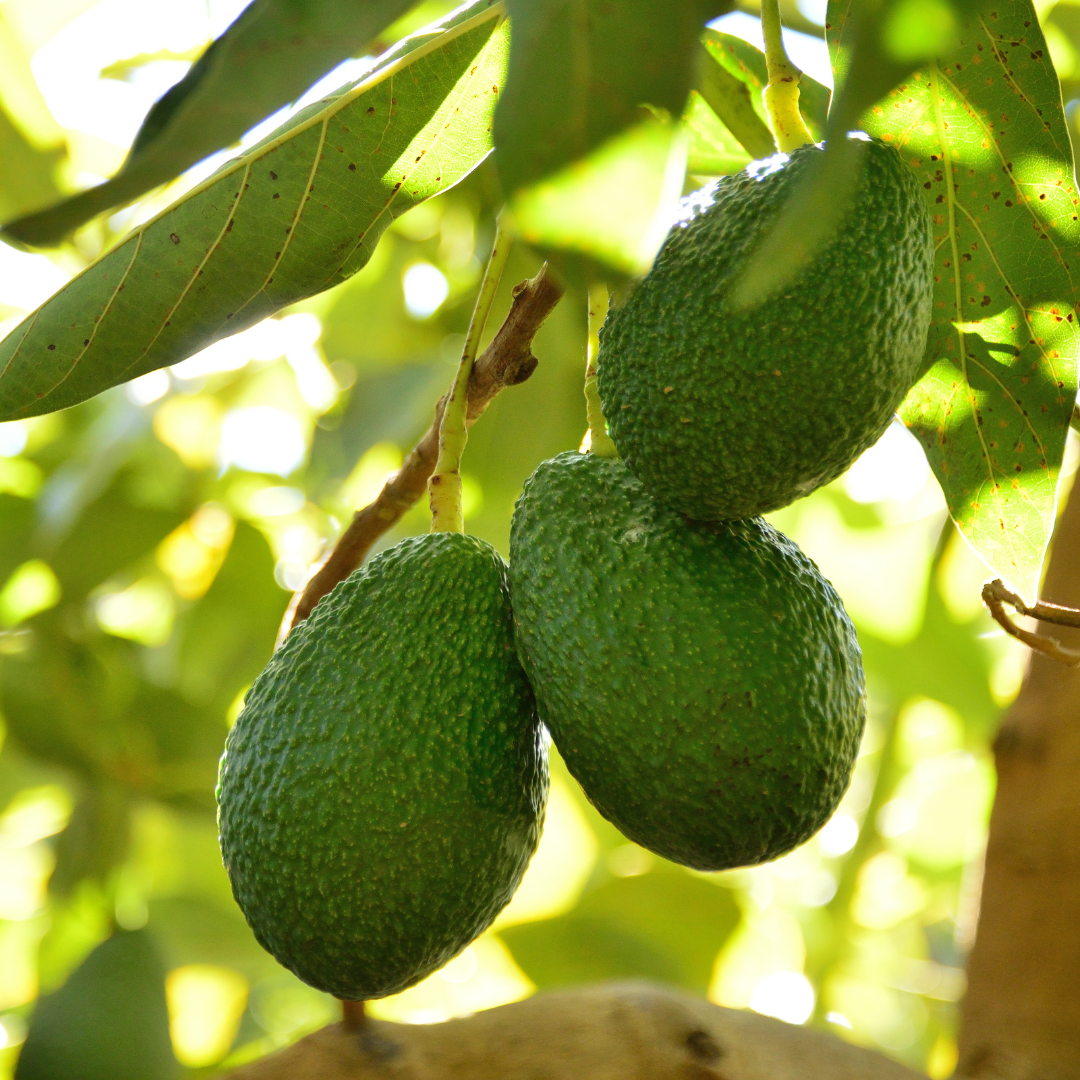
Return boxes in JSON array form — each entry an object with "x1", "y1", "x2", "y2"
[
  {"x1": 959, "y1": 485, "x2": 1080, "y2": 1076},
  {"x1": 981, "y1": 578, "x2": 1080, "y2": 668},
  {"x1": 225, "y1": 982, "x2": 922, "y2": 1080},
  {"x1": 282, "y1": 264, "x2": 564, "y2": 636}
]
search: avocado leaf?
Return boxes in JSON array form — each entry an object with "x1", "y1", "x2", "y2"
[
  {"x1": 0, "y1": 1, "x2": 508, "y2": 421},
  {"x1": 15, "y1": 929, "x2": 179, "y2": 1080},
  {"x1": 0, "y1": 0, "x2": 422, "y2": 246},
  {"x1": 501, "y1": 871, "x2": 740, "y2": 994},
  {"x1": 829, "y1": 0, "x2": 1080, "y2": 602}
]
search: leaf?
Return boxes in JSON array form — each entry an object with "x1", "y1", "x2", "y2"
[
  {"x1": 505, "y1": 117, "x2": 688, "y2": 283},
  {"x1": 700, "y1": 30, "x2": 830, "y2": 143},
  {"x1": 500, "y1": 871, "x2": 740, "y2": 994},
  {"x1": 685, "y1": 31, "x2": 833, "y2": 178},
  {"x1": 174, "y1": 521, "x2": 289, "y2": 709},
  {"x1": 684, "y1": 93, "x2": 754, "y2": 176},
  {"x1": 829, "y1": 0, "x2": 1080, "y2": 600},
  {"x1": 0, "y1": 12, "x2": 68, "y2": 221},
  {"x1": 731, "y1": 0, "x2": 971, "y2": 308},
  {"x1": 0, "y1": 102, "x2": 67, "y2": 223},
  {"x1": 0, "y1": 2, "x2": 509, "y2": 421},
  {"x1": 15, "y1": 929, "x2": 179, "y2": 1080},
  {"x1": 693, "y1": 43, "x2": 775, "y2": 163},
  {"x1": 1, "y1": 0, "x2": 424, "y2": 245},
  {"x1": 494, "y1": 0, "x2": 733, "y2": 197},
  {"x1": 49, "y1": 780, "x2": 131, "y2": 897}
]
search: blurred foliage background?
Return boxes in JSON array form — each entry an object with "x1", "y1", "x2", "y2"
[{"x1": 0, "y1": 0, "x2": 1076, "y2": 1075}]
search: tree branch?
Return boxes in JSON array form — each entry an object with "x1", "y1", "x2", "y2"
[
  {"x1": 958, "y1": 482, "x2": 1080, "y2": 1077},
  {"x1": 283, "y1": 264, "x2": 564, "y2": 635},
  {"x1": 224, "y1": 982, "x2": 922, "y2": 1080},
  {"x1": 981, "y1": 578, "x2": 1080, "y2": 668}
]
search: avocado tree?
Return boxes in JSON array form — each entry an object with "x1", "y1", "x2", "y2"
[{"x1": 0, "y1": 0, "x2": 1079, "y2": 1076}]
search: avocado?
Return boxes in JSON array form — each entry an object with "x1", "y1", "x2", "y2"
[
  {"x1": 510, "y1": 452, "x2": 864, "y2": 871},
  {"x1": 217, "y1": 532, "x2": 548, "y2": 1000},
  {"x1": 16, "y1": 929, "x2": 179, "y2": 1080},
  {"x1": 598, "y1": 137, "x2": 933, "y2": 521}
]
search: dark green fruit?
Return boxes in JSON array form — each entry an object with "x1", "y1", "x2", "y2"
[
  {"x1": 598, "y1": 137, "x2": 933, "y2": 521},
  {"x1": 16, "y1": 929, "x2": 178, "y2": 1080},
  {"x1": 510, "y1": 453, "x2": 865, "y2": 871},
  {"x1": 218, "y1": 532, "x2": 548, "y2": 1000}
]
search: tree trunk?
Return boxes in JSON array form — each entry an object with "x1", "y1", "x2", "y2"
[{"x1": 956, "y1": 482, "x2": 1080, "y2": 1079}]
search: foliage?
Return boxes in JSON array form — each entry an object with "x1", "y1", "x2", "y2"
[
  {"x1": 1, "y1": 0, "x2": 426, "y2": 246},
  {"x1": 0, "y1": 3, "x2": 508, "y2": 419},
  {"x1": 829, "y1": 0, "x2": 1080, "y2": 603},
  {"x1": 0, "y1": 0, "x2": 1076, "y2": 1075}
]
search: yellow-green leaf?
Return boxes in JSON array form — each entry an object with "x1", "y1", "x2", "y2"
[{"x1": 0, "y1": 2, "x2": 508, "y2": 421}]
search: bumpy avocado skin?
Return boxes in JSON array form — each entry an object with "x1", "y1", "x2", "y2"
[
  {"x1": 218, "y1": 532, "x2": 548, "y2": 1000},
  {"x1": 510, "y1": 453, "x2": 865, "y2": 871},
  {"x1": 598, "y1": 138, "x2": 933, "y2": 521}
]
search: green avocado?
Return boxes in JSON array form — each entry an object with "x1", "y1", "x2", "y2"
[
  {"x1": 598, "y1": 137, "x2": 933, "y2": 521},
  {"x1": 217, "y1": 532, "x2": 548, "y2": 1000},
  {"x1": 510, "y1": 453, "x2": 865, "y2": 871},
  {"x1": 16, "y1": 929, "x2": 179, "y2": 1080}
]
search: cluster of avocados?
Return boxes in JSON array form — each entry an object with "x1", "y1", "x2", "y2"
[{"x1": 217, "y1": 136, "x2": 934, "y2": 1003}]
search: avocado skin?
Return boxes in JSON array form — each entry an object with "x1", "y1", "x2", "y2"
[
  {"x1": 218, "y1": 532, "x2": 548, "y2": 1000},
  {"x1": 510, "y1": 453, "x2": 865, "y2": 871},
  {"x1": 598, "y1": 138, "x2": 933, "y2": 521}
]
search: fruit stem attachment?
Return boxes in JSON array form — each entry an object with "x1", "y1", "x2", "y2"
[
  {"x1": 429, "y1": 216, "x2": 512, "y2": 532},
  {"x1": 584, "y1": 284, "x2": 618, "y2": 458},
  {"x1": 761, "y1": 0, "x2": 814, "y2": 153}
]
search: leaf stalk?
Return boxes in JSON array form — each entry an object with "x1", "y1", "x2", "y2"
[
  {"x1": 760, "y1": 0, "x2": 814, "y2": 152},
  {"x1": 429, "y1": 216, "x2": 513, "y2": 532}
]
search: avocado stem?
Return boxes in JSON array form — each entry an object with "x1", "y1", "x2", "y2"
[
  {"x1": 584, "y1": 284, "x2": 618, "y2": 458},
  {"x1": 429, "y1": 216, "x2": 512, "y2": 532},
  {"x1": 761, "y1": 0, "x2": 814, "y2": 153}
]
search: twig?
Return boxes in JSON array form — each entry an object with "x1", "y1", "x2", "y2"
[
  {"x1": 281, "y1": 263, "x2": 564, "y2": 637},
  {"x1": 430, "y1": 215, "x2": 512, "y2": 533},
  {"x1": 982, "y1": 578, "x2": 1080, "y2": 667}
]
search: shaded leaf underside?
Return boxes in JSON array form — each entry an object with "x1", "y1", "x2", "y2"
[
  {"x1": 0, "y1": 2, "x2": 508, "y2": 420},
  {"x1": 831, "y1": 0, "x2": 1080, "y2": 600}
]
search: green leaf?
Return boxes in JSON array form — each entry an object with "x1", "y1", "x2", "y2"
[
  {"x1": 0, "y1": 12, "x2": 68, "y2": 221},
  {"x1": 684, "y1": 92, "x2": 754, "y2": 175},
  {"x1": 730, "y1": 0, "x2": 968, "y2": 309},
  {"x1": 505, "y1": 117, "x2": 688, "y2": 283},
  {"x1": 500, "y1": 871, "x2": 740, "y2": 994},
  {"x1": 50, "y1": 780, "x2": 131, "y2": 897},
  {"x1": 494, "y1": 0, "x2": 732, "y2": 196},
  {"x1": 15, "y1": 929, "x2": 180, "y2": 1080},
  {"x1": 174, "y1": 521, "x2": 288, "y2": 710},
  {"x1": 829, "y1": 0, "x2": 1080, "y2": 600},
  {"x1": 686, "y1": 31, "x2": 833, "y2": 178},
  {"x1": 1, "y1": 0, "x2": 425, "y2": 245},
  {"x1": 0, "y1": 2, "x2": 508, "y2": 421},
  {"x1": 0, "y1": 99, "x2": 66, "y2": 225},
  {"x1": 700, "y1": 30, "x2": 830, "y2": 144}
]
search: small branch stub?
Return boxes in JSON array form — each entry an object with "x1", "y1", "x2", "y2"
[
  {"x1": 584, "y1": 283, "x2": 618, "y2": 458},
  {"x1": 982, "y1": 577, "x2": 1080, "y2": 667},
  {"x1": 761, "y1": 0, "x2": 815, "y2": 153},
  {"x1": 429, "y1": 216, "x2": 513, "y2": 533}
]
